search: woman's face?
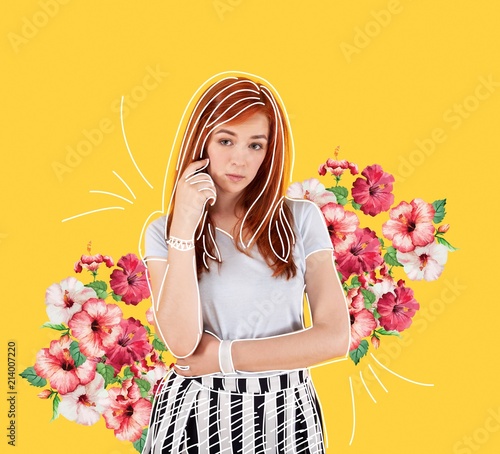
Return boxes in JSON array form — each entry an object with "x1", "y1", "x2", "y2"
[{"x1": 205, "y1": 111, "x2": 269, "y2": 200}]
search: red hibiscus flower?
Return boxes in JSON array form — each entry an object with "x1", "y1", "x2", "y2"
[
  {"x1": 382, "y1": 198, "x2": 435, "y2": 252},
  {"x1": 74, "y1": 242, "x2": 113, "y2": 273},
  {"x1": 110, "y1": 254, "x2": 150, "y2": 305},
  {"x1": 105, "y1": 318, "x2": 153, "y2": 373},
  {"x1": 34, "y1": 335, "x2": 96, "y2": 395},
  {"x1": 321, "y1": 202, "x2": 360, "y2": 253},
  {"x1": 103, "y1": 379, "x2": 152, "y2": 442},
  {"x1": 347, "y1": 288, "x2": 377, "y2": 350},
  {"x1": 377, "y1": 283, "x2": 420, "y2": 332},
  {"x1": 68, "y1": 298, "x2": 123, "y2": 357},
  {"x1": 335, "y1": 227, "x2": 384, "y2": 281},
  {"x1": 351, "y1": 164, "x2": 395, "y2": 216}
]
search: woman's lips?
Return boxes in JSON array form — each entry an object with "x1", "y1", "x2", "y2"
[{"x1": 226, "y1": 174, "x2": 244, "y2": 182}]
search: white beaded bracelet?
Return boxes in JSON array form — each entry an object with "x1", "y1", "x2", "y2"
[
  {"x1": 166, "y1": 235, "x2": 195, "y2": 251},
  {"x1": 219, "y1": 340, "x2": 235, "y2": 374}
]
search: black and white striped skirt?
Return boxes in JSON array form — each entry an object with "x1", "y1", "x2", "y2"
[{"x1": 142, "y1": 368, "x2": 326, "y2": 453}]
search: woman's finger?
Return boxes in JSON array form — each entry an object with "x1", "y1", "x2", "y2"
[
  {"x1": 187, "y1": 177, "x2": 217, "y2": 206},
  {"x1": 184, "y1": 158, "x2": 209, "y2": 180}
]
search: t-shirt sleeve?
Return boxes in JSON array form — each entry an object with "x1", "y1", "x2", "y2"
[
  {"x1": 292, "y1": 199, "x2": 334, "y2": 258},
  {"x1": 144, "y1": 215, "x2": 168, "y2": 259}
]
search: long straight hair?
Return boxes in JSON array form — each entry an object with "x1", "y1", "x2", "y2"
[{"x1": 166, "y1": 76, "x2": 297, "y2": 279}]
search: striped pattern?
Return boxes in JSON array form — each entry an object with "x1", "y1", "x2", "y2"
[{"x1": 142, "y1": 368, "x2": 326, "y2": 453}]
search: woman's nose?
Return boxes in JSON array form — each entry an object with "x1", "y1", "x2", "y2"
[{"x1": 229, "y1": 145, "x2": 248, "y2": 165}]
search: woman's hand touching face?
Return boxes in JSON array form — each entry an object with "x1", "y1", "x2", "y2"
[{"x1": 171, "y1": 159, "x2": 217, "y2": 237}]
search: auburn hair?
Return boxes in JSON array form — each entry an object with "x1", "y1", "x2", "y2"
[{"x1": 166, "y1": 76, "x2": 297, "y2": 279}]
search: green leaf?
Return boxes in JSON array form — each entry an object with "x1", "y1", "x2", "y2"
[
  {"x1": 384, "y1": 246, "x2": 403, "y2": 267},
  {"x1": 133, "y1": 428, "x2": 148, "y2": 453},
  {"x1": 351, "y1": 201, "x2": 362, "y2": 210},
  {"x1": 376, "y1": 328, "x2": 401, "y2": 337},
  {"x1": 123, "y1": 366, "x2": 134, "y2": 380},
  {"x1": 349, "y1": 340, "x2": 369, "y2": 365},
  {"x1": 152, "y1": 335, "x2": 167, "y2": 352},
  {"x1": 360, "y1": 288, "x2": 376, "y2": 308},
  {"x1": 85, "y1": 280, "x2": 108, "y2": 299},
  {"x1": 111, "y1": 291, "x2": 122, "y2": 302},
  {"x1": 19, "y1": 366, "x2": 47, "y2": 387},
  {"x1": 51, "y1": 394, "x2": 60, "y2": 422},
  {"x1": 432, "y1": 199, "x2": 447, "y2": 223},
  {"x1": 373, "y1": 308, "x2": 381, "y2": 319},
  {"x1": 326, "y1": 186, "x2": 349, "y2": 205},
  {"x1": 40, "y1": 322, "x2": 68, "y2": 331},
  {"x1": 96, "y1": 363, "x2": 117, "y2": 387},
  {"x1": 144, "y1": 325, "x2": 151, "y2": 335},
  {"x1": 69, "y1": 341, "x2": 87, "y2": 367},
  {"x1": 135, "y1": 378, "x2": 152, "y2": 398},
  {"x1": 378, "y1": 237, "x2": 385, "y2": 247},
  {"x1": 349, "y1": 276, "x2": 361, "y2": 288},
  {"x1": 436, "y1": 236, "x2": 458, "y2": 251}
]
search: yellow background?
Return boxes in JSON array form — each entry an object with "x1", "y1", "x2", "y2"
[{"x1": 1, "y1": 1, "x2": 499, "y2": 453}]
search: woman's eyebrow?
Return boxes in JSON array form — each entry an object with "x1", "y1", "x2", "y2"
[{"x1": 214, "y1": 129, "x2": 268, "y2": 140}]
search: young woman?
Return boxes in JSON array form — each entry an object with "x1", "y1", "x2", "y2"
[{"x1": 142, "y1": 74, "x2": 350, "y2": 453}]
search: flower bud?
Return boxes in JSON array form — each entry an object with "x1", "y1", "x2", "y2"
[
  {"x1": 438, "y1": 224, "x2": 450, "y2": 233},
  {"x1": 37, "y1": 389, "x2": 52, "y2": 399},
  {"x1": 371, "y1": 335, "x2": 380, "y2": 349}
]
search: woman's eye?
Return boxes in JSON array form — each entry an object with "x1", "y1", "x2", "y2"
[
  {"x1": 219, "y1": 139, "x2": 232, "y2": 146},
  {"x1": 250, "y1": 143, "x2": 263, "y2": 150}
]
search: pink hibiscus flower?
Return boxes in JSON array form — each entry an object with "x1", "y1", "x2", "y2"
[
  {"x1": 397, "y1": 242, "x2": 448, "y2": 281},
  {"x1": 105, "y1": 318, "x2": 153, "y2": 373},
  {"x1": 382, "y1": 198, "x2": 436, "y2": 252},
  {"x1": 321, "y1": 202, "x2": 360, "y2": 253},
  {"x1": 34, "y1": 335, "x2": 96, "y2": 395},
  {"x1": 58, "y1": 374, "x2": 110, "y2": 426},
  {"x1": 377, "y1": 283, "x2": 420, "y2": 332},
  {"x1": 318, "y1": 158, "x2": 358, "y2": 177},
  {"x1": 351, "y1": 164, "x2": 395, "y2": 216},
  {"x1": 68, "y1": 298, "x2": 123, "y2": 357},
  {"x1": 110, "y1": 254, "x2": 150, "y2": 305},
  {"x1": 45, "y1": 277, "x2": 96, "y2": 324},
  {"x1": 103, "y1": 379, "x2": 152, "y2": 442},
  {"x1": 347, "y1": 288, "x2": 377, "y2": 350},
  {"x1": 335, "y1": 227, "x2": 384, "y2": 280},
  {"x1": 286, "y1": 178, "x2": 338, "y2": 207},
  {"x1": 74, "y1": 242, "x2": 113, "y2": 273}
]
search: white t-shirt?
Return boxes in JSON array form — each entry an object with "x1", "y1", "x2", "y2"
[{"x1": 144, "y1": 197, "x2": 334, "y2": 376}]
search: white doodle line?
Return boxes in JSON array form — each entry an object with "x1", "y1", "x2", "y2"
[
  {"x1": 61, "y1": 97, "x2": 149, "y2": 222},
  {"x1": 370, "y1": 353, "x2": 434, "y2": 387}
]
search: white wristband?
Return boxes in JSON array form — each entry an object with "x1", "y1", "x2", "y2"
[
  {"x1": 219, "y1": 340, "x2": 235, "y2": 374},
  {"x1": 166, "y1": 235, "x2": 195, "y2": 251}
]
